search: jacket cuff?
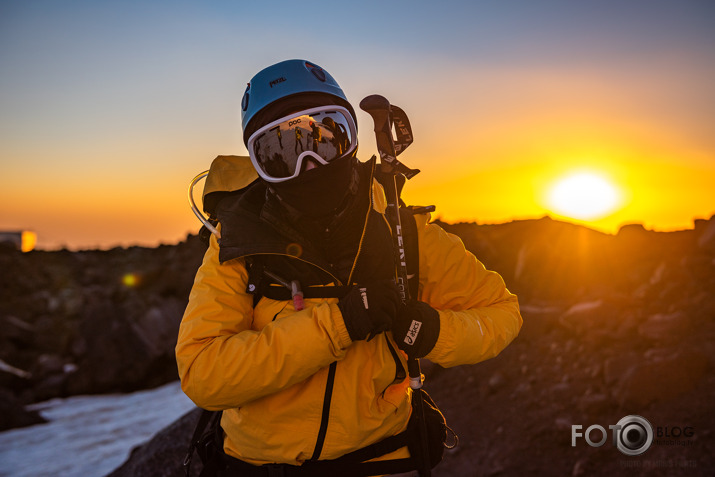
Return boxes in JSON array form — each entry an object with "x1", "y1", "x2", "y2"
[
  {"x1": 424, "y1": 312, "x2": 450, "y2": 362},
  {"x1": 330, "y1": 302, "x2": 353, "y2": 350}
]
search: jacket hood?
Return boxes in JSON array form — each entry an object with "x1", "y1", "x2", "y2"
[{"x1": 201, "y1": 156, "x2": 259, "y2": 217}]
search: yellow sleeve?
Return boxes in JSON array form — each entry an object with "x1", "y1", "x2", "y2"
[
  {"x1": 175, "y1": 234, "x2": 352, "y2": 411},
  {"x1": 416, "y1": 216, "x2": 522, "y2": 367}
]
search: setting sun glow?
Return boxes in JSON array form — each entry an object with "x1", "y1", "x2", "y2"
[
  {"x1": 2, "y1": 3, "x2": 713, "y2": 249},
  {"x1": 547, "y1": 172, "x2": 622, "y2": 221}
]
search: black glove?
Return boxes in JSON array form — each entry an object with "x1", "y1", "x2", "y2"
[
  {"x1": 392, "y1": 301, "x2": 440, "y2": 359},
  {"x1": 338, "y1": 281, "x2": 400, "y2": 342}
]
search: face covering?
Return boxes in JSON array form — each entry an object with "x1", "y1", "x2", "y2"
[{"x1": 269, "y1": 154, "x2": 357, "y2": 219}]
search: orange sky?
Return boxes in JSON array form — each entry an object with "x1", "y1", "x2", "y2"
[{"x1": 1, "y1": 2, "x2": 713, "y2": 250}]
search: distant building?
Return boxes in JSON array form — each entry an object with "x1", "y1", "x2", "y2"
[{"x1": 0, "y1": 231, "x2": 37, "y2": 252}]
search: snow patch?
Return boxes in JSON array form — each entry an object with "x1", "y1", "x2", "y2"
[{"x1": 0, "y1": 381, "x2": 195, "y2": 477}]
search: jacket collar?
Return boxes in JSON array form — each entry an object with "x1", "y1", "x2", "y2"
[{"x1": 215, "y1": 157, "x2": 380, "y2": 279}]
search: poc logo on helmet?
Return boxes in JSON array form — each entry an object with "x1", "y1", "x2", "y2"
[
  {"x1": 288, "y1": 119, "x2": 301, "y2": 127},
  {"x1": 572, "y1": 415, "x2": 653, "y2": 456}
]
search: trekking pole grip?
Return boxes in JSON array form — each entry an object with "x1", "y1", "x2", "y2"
[
  {"x1": 360, "y1": 95, "x2": 398, "y2": 172},
  {"x1": 360, "y1": 95, "x2": 423, "y2": 383}
]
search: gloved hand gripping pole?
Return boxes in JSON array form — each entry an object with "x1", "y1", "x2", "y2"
[{"x1": 360, "y1": 94, "x2": 431, "y2": 477}]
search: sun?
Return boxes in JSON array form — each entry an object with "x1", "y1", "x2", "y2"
[{"x1": 547, "y1": 171, "x2": 622, "y2": 220}]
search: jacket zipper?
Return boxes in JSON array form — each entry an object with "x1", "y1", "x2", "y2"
[
  {"x1": 309, "y1": 361, "x2": 338, "y2": 460},
  {"x1": 309, "y1": 161, "x2": 377, "y2": 460},
  {"x1": 244, "y1": 159, "x2": 379, "y2": 460}
]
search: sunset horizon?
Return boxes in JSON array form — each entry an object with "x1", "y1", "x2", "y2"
[
  {"x1": 2, "y1": 1, "x2": 713, "y2": 251},
  {"x1": 9, "y1": 207, "x2": 714, "y2": 253}
]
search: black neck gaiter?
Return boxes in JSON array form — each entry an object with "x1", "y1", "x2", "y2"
[{"x1": 269, "y1": 154, "x2": 358, "y2": 219}]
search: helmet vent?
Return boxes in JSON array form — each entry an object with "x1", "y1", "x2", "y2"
[
  {"x1": 305, "y1": 61, "x2": 326, "y2": 82},
  {"x1": 241, "y1": 83, "x2": 250, "y2": 111}
]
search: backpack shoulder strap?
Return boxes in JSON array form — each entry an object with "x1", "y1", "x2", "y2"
[
  {"x1": 183, "y1": 409, "x2": 223, "y2": 477},
  {"x1": 244, "y1": 257, "x2": 266, "y2": 307},
  {"x1": 400, "y1": 205, "x2": 434, "y2": 299}
]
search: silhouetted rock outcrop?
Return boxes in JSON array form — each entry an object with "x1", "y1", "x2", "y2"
[
  {"x1": 0, "y1": 388, "x2": 46, "y2": 431},
  {"x1": 0, "y1": 235, "x2": 206, "y2": 405},
  {"x1": 107, "y1": 408, "x2": 202, "y2": 477}
]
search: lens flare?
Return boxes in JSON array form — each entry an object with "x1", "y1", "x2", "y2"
[
  {"x1": 286, "y1": 243, "x2": 303, "y2": 257},
  {"x1": 122, "y1": 273, "x2": 139, "y2": 287}
]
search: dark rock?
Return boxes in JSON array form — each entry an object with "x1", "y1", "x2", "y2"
[
  {"x1": 0, "y1": 358, "x2": 32, "y2": 391},
  {"x1": 33, "y1": 372, "x2": 70, "y2": 400},
  {"x1": 1, "y1": 314, "x2": 35, "y2": 342},
  {"x1": 637, "y1": 311, "x2": 692, "y2": 343},
  {"x1": 64, "y1": 296, "x2": 182, "y2": 396},
  {"x1": 617, "y1": 222, "x2": 647, "y2": 237},
  {"x1": 615, "y1": 349, "x2": 709, "y2": 408},
  {"x1": 696, "y1": 215, "x2": 715, "y2": 251},
  {"x1": 107, "y1": 407, "x2": 202, "y2": 477},
  {"x1": 572, "y1": 458, "x2": 588, "y2": 476},
  {"x1": 603, "y1": 351, "x2": 644, "y2": 387},
  {"x1": 577, "y1": 393, "x2": 611, "y2": 415},
  {"x1": 0, "y1": 388, "x2": 47, "y2": 431},
  {"x1": 32, "y1": 353, "x2": 66, "y2": 376},
  {"x1": 0, "y1": 234, "x2": 205, "y2": 403},
  {"x1": 488, "y1": 372, "x2": 505, "y2": 391}
]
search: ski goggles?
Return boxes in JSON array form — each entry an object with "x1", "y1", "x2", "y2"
[{"x1": 247, "y1": 105, "x2": 358, "y2": 183}]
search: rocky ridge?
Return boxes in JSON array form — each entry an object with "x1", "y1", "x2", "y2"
[
  {"x1": 1, "y1": 216, "x2": 713, "y2": 475},
  {"x1": 0, "y1": 235, "x2": 205, "y2": 429}
]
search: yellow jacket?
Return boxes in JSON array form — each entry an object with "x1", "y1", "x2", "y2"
[{"x1": 176, "y1": 156, "x2": 522, "y2": 466}]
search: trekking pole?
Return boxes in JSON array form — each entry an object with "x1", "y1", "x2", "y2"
[{"x1": 360, "y1": 94, "x2": 432, "y2": 477}]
